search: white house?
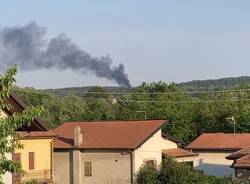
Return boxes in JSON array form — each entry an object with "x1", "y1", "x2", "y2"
[{"x1": 186, "y1": 133, "x2": 250, "y2": 176}]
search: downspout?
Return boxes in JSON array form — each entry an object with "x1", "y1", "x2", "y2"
[{"x1": 129, "y1": 150, "x2": 134, "y2": 184}]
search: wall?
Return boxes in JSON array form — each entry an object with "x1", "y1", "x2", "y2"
[
  {"x1": 193, "y1": 151, "x2": 234, "y2": 176},
  {"x1": 133, "y1": 130, "x2": 178, "y2": 173},
  {"x1": 53, "y1": 150, "x2": 72, "y2": 184},
  {"x1": 53, "y1": 150, "x2": 131, "y2": 184},
  {"x1": 176, "y1": 156, "x2": 198, "y2": 163},
  {"x1": 15, "y1": 138, "x2": 53, "y2": 182},
  {"x1": 82, "y1": 150, "x2": 131, "y2": 184}
]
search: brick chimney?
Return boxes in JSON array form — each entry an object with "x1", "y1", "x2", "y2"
[{"x1": 73, "y1": 126, "x2": 83, "y2": 148}]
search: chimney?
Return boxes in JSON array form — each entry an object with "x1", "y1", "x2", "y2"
[{"x1": 74, "y1": 126, "x2": 83, "y2": 148}]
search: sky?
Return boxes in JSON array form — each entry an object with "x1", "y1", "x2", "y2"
[{"x1": 1, "y1": 0, "x2": 250, "y2": 89}]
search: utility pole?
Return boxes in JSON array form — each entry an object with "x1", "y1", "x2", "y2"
[{"x1": 226, "y1": 116, "x2": 236, "y2": 134}]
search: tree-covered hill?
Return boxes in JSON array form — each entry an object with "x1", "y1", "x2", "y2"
[
  {"x1": 41, "y1": 76, "x2": 250, "y2": 95},
  {"x1": 178, "y1": 76, "x2": 250, "y2": 91}
]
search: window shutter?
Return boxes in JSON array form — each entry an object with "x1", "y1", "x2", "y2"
[
  {"x1": 12, "y1": 153, "x2": 21, "y2": 162},
  {"x1": 84, "y1": 162, "x2": 92, "y2": 176},
  {"x1": 12, "y1": 153, "x2": 21, "y2": 184},
  {"x1": 29, "y1": 152, "x2": 35, "y2": 170}
]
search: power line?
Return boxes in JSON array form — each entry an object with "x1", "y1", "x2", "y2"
[
  {"x1": 43, "y1": 88, "x2": 250, "y2": 95},
  {"x1": 13, "y1": 88, "x2": 250, "y2": 103},
  {"x1": 83, "y1": 97, "x2": 250, "y2": 103},
  {"x1": 14, "y1": 86, "x2": 250, "y2": 96}
]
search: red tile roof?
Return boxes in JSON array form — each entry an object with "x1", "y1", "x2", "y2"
[
  {"x1": 226, "y1": 147, "x2": 250, "y2": 160},
  {"x1": 186, "y1": 133, "x2": 250, "y2": 151},
  {"x1": 17, "y1": 130, "x2": 56, "y2": 139},
  {"x1": 53, "y1": 120, "x2": 167, "y2": 149},
  {"x1": 232, "y1": 155, "x2": 250, "y2": 168},
  {"x1": 162, "y1": 148, "x2": 198, "y2": 158}
]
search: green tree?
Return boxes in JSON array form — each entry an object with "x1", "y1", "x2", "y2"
[
  {"x1": 135, "y1": 165, "x2": 159, "y2": 184},
  {"x1": 0, "y1": 66, "x2": 42, "y2": 183},
  {"x1": 59, "y1": 94, "x2": 86, "y2": 122},
  {"x1": 136, "y1": 157, "x2": 244, "y2": 184}
]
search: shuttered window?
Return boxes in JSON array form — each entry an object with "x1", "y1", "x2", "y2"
[
  {"x1": 12, "y1": 153, "x2": 21, "y2": 163},
  {"x1": 84, "y1": 162, "x2": 92, "y2": 177},
  {"x1": 29, "y1": 152, "x2": 35, "y2": 170},
  {"x1": 12, "y1": 153, "x2": 21, "y2": 184}
]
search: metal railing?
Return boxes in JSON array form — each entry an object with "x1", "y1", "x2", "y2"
[{"x1": 21, "y1": 169, "x2": 52, "y2": 182}]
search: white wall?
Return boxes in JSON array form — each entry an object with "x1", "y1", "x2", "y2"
[
  {"x1": 193, "y1": 151, "x2": 234, "y2": 176},
  {"x1": 133, "y1": 130, "x2": 178, "y2": 173},
  {"x1": 176, "y1": 156, "x2": 198, "y2": 163}
]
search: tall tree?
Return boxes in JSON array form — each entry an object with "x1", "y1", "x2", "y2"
[{"x1": 0, "y1": 66, "x2": 42, "y2": 183}]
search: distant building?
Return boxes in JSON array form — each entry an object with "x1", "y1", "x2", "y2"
[
  {"x1": 226, "y1": 147, "x2": 250, "y2": 180},
  {"x1": 186, "y1": 133, "x2": 250, "y2": 176},
  {"x1": 53, "y1": 120, "x2": 197, "y2": 184},
  {"x1": 1, "y1": 92, "x2": 55, "y2": 184}
]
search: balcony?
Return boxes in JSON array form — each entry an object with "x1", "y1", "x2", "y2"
[{"x1": 21, "y1": 169, "x2": 53, "y2": 183}]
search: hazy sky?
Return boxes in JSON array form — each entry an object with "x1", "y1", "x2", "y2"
[{"x1": 1, "y1": 0, "x2": 250, "y2": 89}]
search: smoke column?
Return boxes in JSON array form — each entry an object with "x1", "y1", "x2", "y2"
[{"x1": 0, "y1": 22, "x2": 131, "y2": 87}]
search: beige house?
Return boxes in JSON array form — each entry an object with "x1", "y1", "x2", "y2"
[
  {"x1": 186, "y1": 133, "x2": 250, "y2": 177},
  {"x1": 53, "y1": 120, "x2": 196, "y2": 184}
]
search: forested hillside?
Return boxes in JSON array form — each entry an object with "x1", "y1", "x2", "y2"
[
  {"x1": 13, "y1": 80, "x2": 250, "y2": 145},
  {"x1": 39, "y1": 76, "x2": 250, "y2": 96},
  {"x1": 178, "y1": 76, "x2": 250, "y2": 91}
]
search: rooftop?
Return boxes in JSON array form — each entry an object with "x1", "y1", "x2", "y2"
[
  {"x1": 232, "y1": 155, "x2": 250, "y2": 169},
  {"x1": 162, "y1": 148, "x2": 198, "y2": 158},
  {"x1": 226, "y1": 147, "x2": 250, "y2": 160},
  {"x1": 186, "y1": 133, "x2": 250, "y2": 151},
  {"x1": 53, "y1": 120, "x2": 167, "y2": 149}
]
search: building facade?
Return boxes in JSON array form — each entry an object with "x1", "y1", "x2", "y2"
[
  {"x1": 1, "y1": 92, "x2": 55, "y2": 184},
  {"x1": 53, "y1": 120, "x2": 197, "y2": 184},
  {"x1": 186, "y1": 133, "x2": 250, "y2": 176}
]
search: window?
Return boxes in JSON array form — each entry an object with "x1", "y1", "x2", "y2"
[
  {"x1": 12, "y1": 153, "x2": 21, "y2": 163},
  {"x1": 144, "y1": 160, "x2": 156, "y2": 167},
  {"x1": 28, "y1": 152, "x2": 35, "y2": 170},
  {"x1": 84, "y1": 162, "x2": 92, "y2": 177}
]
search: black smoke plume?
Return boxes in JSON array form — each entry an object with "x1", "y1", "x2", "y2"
[{"x1": 0, "y1": 22, "x2": 131, "y2": 87}]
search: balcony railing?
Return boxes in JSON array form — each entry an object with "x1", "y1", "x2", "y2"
[{"x1": 21, "y1": 169, "x2": 52, "y2": 183}]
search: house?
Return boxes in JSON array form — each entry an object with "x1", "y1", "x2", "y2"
[
  {"x1": 1, "y1": 92, "x2": 55, "y2": 184},
  {"x1": 186, "y1": 133, "x2": 250, "y2": 176},
  {"x1": 53, "y1": 120, "x2": 197, "y2": 184},
  {"x1": 226, "y1": 147, "x2": 250, "y2": 180}
]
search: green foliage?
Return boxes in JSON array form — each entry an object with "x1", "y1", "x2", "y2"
[
  {"x1": 24, "y1": 179, "x2": 38, "y2": 184},
  {"x1": 0, "y1": 66, "x2": 42, "y2": 183},
  {"x1": 178, "y1": 76, "x2": 250, "y2": 91},
  {"x1": 14, "y1": 81, "x2": 250, "y2": 145},
  {"x1": 135, "y1": 165, "x2": 159, "y2": 184},
  {"x1": 136, "y1": 157, "x2": 244, "y2": 184}
]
